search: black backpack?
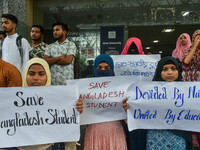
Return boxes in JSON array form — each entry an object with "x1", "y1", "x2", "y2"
[{"x1": 0, "y1": 35, "x2": 23, "y2": 63}]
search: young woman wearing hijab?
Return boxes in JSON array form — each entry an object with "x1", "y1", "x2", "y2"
[
  {"x1": 122, "y1": 56, "x2": 192, "y2": 150},
  {"x1": 182, "y1": 30, "x2": 200, "y2": 81},
  {"x1": 121, "y1": 37, "x2": 144, "y2": 55},
  {"x1": 172, "y1": 33, "x2": 191, "y2": 62},
  {"x1": 182, "y1": 30, "x2": 200, "y2": 149},
  {"x1": 121, "y1": 37, "x2": 145, "y2": 150},
  {"x1": 84, "y1": 54, "x2": 127, "y2": 150},
  {"x1": 18, "y1": 58, "x2": 83, "y2": 150}
]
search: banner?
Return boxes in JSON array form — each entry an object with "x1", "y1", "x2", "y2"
[
  {"x1": 100, "y1": 26, "x2": 124, "y2": 54},
  {"x1": 68, "y1": 76, "x2": 138, "y2": 125},
  {"x1": 127, "y1": 81, "x2": 200, "y2": 132},
  {"x1": 111, "y1": 54, "x2": 160, "y2": 81},
  {"x1": 0, "y1": 85, "x2": 80, "y2": 148}
]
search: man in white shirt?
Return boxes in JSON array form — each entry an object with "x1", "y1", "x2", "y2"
[{"x1": 1, "y1": 14, "x2": 30, "y2": 76}]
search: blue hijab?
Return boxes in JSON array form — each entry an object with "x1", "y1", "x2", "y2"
[{"x1": 94, "y1": 54, "x2": 115, "y2": 77}]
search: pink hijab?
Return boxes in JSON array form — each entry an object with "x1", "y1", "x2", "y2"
[
  {"x1": 121, "y1": 37, "x2": 144, "y2": 55},
  {"x1": 172, "y1": 33, "x2": 191, "y2": 62}
]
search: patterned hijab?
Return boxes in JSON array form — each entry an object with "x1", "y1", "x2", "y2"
[
  {"x1": 153, "y1": 56, "x2": 182, "y2": 81},
  {"x1": 183, "y1": 30, "x2": 200, "y2": 68},
  {"x1": 20, "y1": 58, "x2": 52, "y2": 150},
  {"x1": 192, "y1": 30, "x2": 200, "y2": 42},
  {"x1": 121, "y1": 37, "x2": 144, "y2": 55},
  {"x1": 172, "y1": 33, "x2": 191, "y2": 62}
]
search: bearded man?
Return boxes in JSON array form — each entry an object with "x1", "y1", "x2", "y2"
[
  {"x1": 44, "y1": 22, "x2": 77, "y2": 85},
  {"x1": 1, "y1": 14, "x2": 30, "y2": 76},
  {"x1": 44, "y1": 22, "x2": 77, "y2": 150},
  {"x1": 29, "y1": 24, "x2": 48, "y2": 59}
]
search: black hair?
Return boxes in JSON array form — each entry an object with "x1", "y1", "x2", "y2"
[
  {"x1": 52, "y1": 22, "x2": 69, "y2": 32},
  {"x1": 31, "y1": 24, "x2": 44, "y2": 34},
  {"x1": 28, "y1": 63, "x2": 44, "y2": 71},
  {"x1": 0, "y1": 31, "x2": 6, "y2": 38},
  {"x1": 1, "y1": 14, "x2": 18, "y2": 24}
]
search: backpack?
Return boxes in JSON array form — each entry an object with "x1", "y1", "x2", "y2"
[{"x1": 0, "y1": 35, "x2": 23, "y2": 63}]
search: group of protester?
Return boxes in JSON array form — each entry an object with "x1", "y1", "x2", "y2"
[
  {"x1": 0, "y1": 13, "x2": 81, "y2": 150},
  {"x1": 0, "y1": 13, "x2": 200, "y2": 150}
]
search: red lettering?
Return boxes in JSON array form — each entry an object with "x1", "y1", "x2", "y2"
[
  {"x1": 90, "y1": 103, "x2": 94, "y2": 107},
  {"x1": 86, "y1": 102, "x2": 119, "y2": 108},
  {"x1": 113, "y1": 102, "x2": 119, "y2": 107},
  {"x1": 99, "y1": 103, "x2": 103, "y2": 108},
  {"x1": 81, "y1": 93, "x2": 91, "y2": 100},
  {"x1": 107, "y1": 102, "x2": 113, "y2": 107},
  {"x1": 94, "y1": 93, "x2": 97, "y2": 99},
  {"x1": 86, "y1": 102, "x2": 90, "y2": 108},
  {"x1": 88, "y1": 81, "x2": 111, "y2": 89},
  {"x1": 118, "y1": 91, "x2": 125, "y2": 97},
  {"x1": 103, "y1": 103, "x2": 107, "y2": 108},
  {"x1": 108, "y1": 92, "x2": 113, "y2": 98},
  {"x1": 98, "y1": 93, "x2": 103, "y2": 99},
  {"x1": 88, "y1": 82, "x2": 95, "y2": 89},
  {"x1": 103, "y1": 92, "x2": 107, "y2": 99},
  {"x1": 91, "y1": 103, "x2": 98, "y2": 107},
  {"x1": 114, "y1": 91, "x2": 118, "y2": 97},
  {"x1": 98, "y1": 83, "x2": 104, "y2": 89},
  {"x1": 103, "y1": 81, "x2": 111, "y2": 88}
]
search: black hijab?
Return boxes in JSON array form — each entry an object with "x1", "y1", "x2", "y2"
[
  {"x1": 153, "y1": 56, "x2": 182, "y2": 81},
  {"x1": 152, "y1": 56, "x2": 192, "y2": 149}
]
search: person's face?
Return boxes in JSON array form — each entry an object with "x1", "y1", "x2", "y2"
[
  {"x1": 96, "y1": 62, "x2": 111, "y2": 70},
  {"x1": 194, "y1": 35, "x2": 200, "y2": 47},
  {"x1": 128, "y1": 43, "x2": 139, "y2": 54},
  {"x1": 0, "y1": 34, "x2": 5, "y2": 41},
  {"x1": 53, "y1": 25, "x2": 66, "y2": 40},
  {"x1": 161, "y1": 64, "x2": 178, "y2": 82},
  {"x1": 30, "y1": 27, "x2": 42, "y2": 41},
  {"x1": 26, "y1": 64, "x2": 47, "y2": 86},
  {"x1": 180, "y1": 35, "x2": 188, "y2": 45},
  {"x1": 1, "y1": 18, "x2": 16, "y2": 33}
]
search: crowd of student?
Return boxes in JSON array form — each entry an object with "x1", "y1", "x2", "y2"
[{"x1": 0, "y1": 13, "x2": 200, "y2": 150}]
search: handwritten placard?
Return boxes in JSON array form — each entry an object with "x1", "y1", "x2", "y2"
[
  {"x1": 127, "y1": 81, "x2": 200, "y2": 132},
  {"x1": 0, "y1": 85, "x2": 80, "y2": 148},
  {"x1": 111, "y1": 54, "x2": 160, "y2": 80},
  {"x1": 68, "y1": 76, "x2": 138, "y2": 125}
]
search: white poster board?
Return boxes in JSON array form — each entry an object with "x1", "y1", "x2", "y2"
[
  {"x1": 0, "y1": 85, "x2": 80, "y2": 148},
  {"x1": 68, "y1": 76, "x2": 138, "y2": 125},
  {"x1": 127, "y1": 81, "x2": 200, "y2": 132},
  {"x1": 111, "y1": 54, "x2": 160, "y2": 80}
]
